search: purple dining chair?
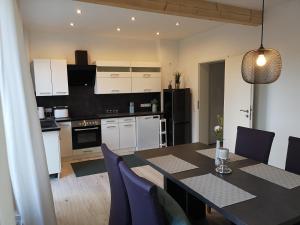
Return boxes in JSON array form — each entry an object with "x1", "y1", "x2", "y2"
[
  {"x1": 285, "y1": 136, "x2": 300, "y2": 175},
  {"x1": 119, "y1": 160, "x2": 165, "y2": 225},
  {"x1": 235, "y1": 126, "x2": 275, "y2": 164},
  {"x1": 101, "y1": 144, "x2": 131, "y2": 225}
]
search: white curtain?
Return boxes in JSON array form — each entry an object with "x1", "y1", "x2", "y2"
[{"x1": 0, "y1": 0, "x2": 57, "y2": 225}]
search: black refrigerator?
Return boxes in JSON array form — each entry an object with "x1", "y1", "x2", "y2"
[{"x1": 163, "y1": 88, "x2": 191, "y2": 146}]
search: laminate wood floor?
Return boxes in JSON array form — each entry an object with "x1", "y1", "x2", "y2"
[{"x1": 51, "y1": 158, "x2": 230, "y2": 225}]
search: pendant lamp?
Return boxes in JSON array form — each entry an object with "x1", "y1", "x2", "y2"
[{"x1": 241, "y1": 0, "x2": 282, "y2": 84}]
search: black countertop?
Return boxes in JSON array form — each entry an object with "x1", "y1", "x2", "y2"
[{"x1": 52, "y1": 111, "x2": 164, "y2": 122}]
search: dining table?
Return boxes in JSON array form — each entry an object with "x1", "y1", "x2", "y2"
[{"x1": 135, "y1": 143, "x2": 300, "y2": 225}]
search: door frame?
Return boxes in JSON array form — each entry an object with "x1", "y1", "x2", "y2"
[{"x1": 198, "y1": 58, "x2": 226, "y2": 145}]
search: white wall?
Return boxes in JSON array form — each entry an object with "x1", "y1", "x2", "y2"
[
  {"x1": 27, "y1": 30, "x2": 179, "y2": 89},
  {"x1": 254, "y1": 0, "x2": 300, "y2": 168},
  {"x1": 178, "y1": 0, "x2": 300, "y2": 168},
  {"x1": 178, "y1": 23, "x2": 259, "y2": 143}
]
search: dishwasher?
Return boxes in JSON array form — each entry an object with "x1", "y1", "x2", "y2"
[{"x1": 136, "y1": 115, "x2": 160, "y2": 151}]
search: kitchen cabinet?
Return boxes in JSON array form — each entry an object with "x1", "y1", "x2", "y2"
[
  {"x1": 95, "y1": 75, "x2": 131, "y2": 94},
  {"x1": 33, "y1": 59, "x2": 53, "y2": 96},
  {"x1": 32, "y1": 59, "x2": 69, "y2": 96},
  {"x1": 131, "y1": 73, "x2": 161, "y2": 93},
  {"x1": 57, "y1": 122, "x2": 72, "y2": 158},
  {"x1": 51, "y1": 60, "x2": 69, "y2": 96},
  {"x1": 119, "y1": 117, "x2": 136, "y2": 149},
  {"x1": 131, "y1": 62, "x2": 161, "y2": 93},
  {"x1": 136, "y1": 115, "x2": 160, "y2": 150},
  {"x1": 95, "y1": 61, "x2": 131, "y2": 94},
  {"x1": 101, "y1": 121, "x2": 120, "y2": 150},
  {"x1": 42, "y1": 131, "x2": 61, "y2": 176}
]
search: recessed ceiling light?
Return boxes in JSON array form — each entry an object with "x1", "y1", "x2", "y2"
[
  {"x1": 131, "y1": 17, "x2": 136, "y2": 21},
  {"x1": 156, "y1": 32, "x2": 160, "y2": 36},
  {"x1": 176, "y1": 22, "x2": 180, "y2": 26},
  {"x1": 76, "y1": 9, "x2": 82, "y2": 15},
  {"x1": 70, "y1": 22, "x2": 75, "y2": 27},
  {"x1": 117, "y1": 27, "x2": 121, "y2": 32}
]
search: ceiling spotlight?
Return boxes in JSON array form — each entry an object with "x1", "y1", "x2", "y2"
[
  {"x1": 70, "y1": 22, "x2": 75, "y2": 27},
  {"x1": 176, "y1": 22, "x2": 180, "y2": 26},
  {"x1": 117, "y1": 27, "x2": 121, "y2": 32},
  {"x1": 131, "y1": 17, "x2": 136, "y2": 21},
  {"x1": 76, "y1": 9, "x2": 82, "y2": 15},
  {"x1": 156, "y1": 32, "x2": 160, "y2": 36}
]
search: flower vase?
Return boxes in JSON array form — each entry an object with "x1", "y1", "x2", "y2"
[
  {"x1": 215, "y1": 140, "x2": 221, "y2": 166},
  {"x1": 175, "y1": 82, "x2": 180, "y2": 89}
]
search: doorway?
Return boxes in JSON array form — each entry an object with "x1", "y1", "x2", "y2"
[{"x1": 198, "y1": 61, "x2": 225, "y2": 145}]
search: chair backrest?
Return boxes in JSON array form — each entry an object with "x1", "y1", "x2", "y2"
[
  {"x1": 235, "y1": 126, "x2": 275, "y2": 164},
  {"x1": 286, "y1": 136, "x2": 300, "y2": 175},
  {"x1": 119, "y1": 161, "x2": 165, "y2": 225},
  {"x1": 101, "y1": 144, "x2": 131, "y2": 225}
]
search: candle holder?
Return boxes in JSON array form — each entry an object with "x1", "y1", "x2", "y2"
[{"x1": 215, "y1": 148, "x2": 232, "y2": 174}]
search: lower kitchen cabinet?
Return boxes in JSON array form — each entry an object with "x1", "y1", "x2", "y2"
[
  {"x1": 42, "y1": 131, "x2": 61, "y2": 176},
  {"x1": 58, "y1": 122, "x2": 72, "y2": 158},
  {"x1": 119, "y1": 121, "x2": 136, "y2": 149},
  {"x1": 101, "y1": 122, "x2": 120, "y2": 150}
]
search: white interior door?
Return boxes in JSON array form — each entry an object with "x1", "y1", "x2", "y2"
[{"x1": 223, "y1": 54, "x2": 253, "y2": 152}]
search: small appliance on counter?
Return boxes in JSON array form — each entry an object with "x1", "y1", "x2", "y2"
[
  {"x1": 37, "y1": 107, "x2": 45, "y2": 119},
  {"x1": 53, "y1": 106, "x2": 69, "y2": 119}
]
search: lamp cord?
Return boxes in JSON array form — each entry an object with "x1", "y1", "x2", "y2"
[{"x1": 260, "y1": 0, "x2": 265, "y2": 48}]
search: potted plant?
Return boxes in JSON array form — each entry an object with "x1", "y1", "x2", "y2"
[
  {"x1": 214, "y1": 114, "x2": 224, "y2": 166},
  {"x1": 174, "y1": 72, "x2": 181, "y2": 89}
]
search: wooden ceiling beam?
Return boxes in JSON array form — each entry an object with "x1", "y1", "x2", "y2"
[{"x1": 75, "y1": 0, "x2": 262, "y2": 26}]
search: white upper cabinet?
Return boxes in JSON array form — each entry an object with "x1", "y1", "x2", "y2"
[
  {"x1": 51, "y1": 60, "x2": 69, "y2": 96},
  {"x1": 95, "y1": 61, "x2": 131, "y2": 94},
  {"x1": 94, "y1": 61, "x2": 161, "y2": 94},
  {"x1": 131, "y1": 62, "x2": 161, "y2": 93},
  {"x1": 33, "y1": 59, "x2": 53, "y2": 96},
  {"x1": 32, "y1": 59, "x2": 69, "y2": 96}
]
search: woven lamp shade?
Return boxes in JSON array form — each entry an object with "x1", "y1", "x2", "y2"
[{"x1": 242, "y1": 48, "x2": 282, "y2": 84}]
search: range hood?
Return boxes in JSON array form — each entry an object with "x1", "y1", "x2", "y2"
[
  {"x1": 67, "y1": 64, "x2": 96, "y2": 86},
  {"x1": 67, "y1": 50, "x2": 96, "y2": 86}
]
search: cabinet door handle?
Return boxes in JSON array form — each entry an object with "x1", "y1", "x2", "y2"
[
  {"x1": 144, "y1": 117, "x2": 152, "y2": 120},
  {"x1": 111, "y1": 90, "x2": 120, "y2": 93},
  {"x1": 106, "y1": 120, "x2": 117, "y2": 123},
  {"x1": 143, "y1": 74, "x2": 151, "y2": 78},
  {"x1": 124, "y1": 124, "x2": 133, "y2": 127},
  {"x1": 56, "y1": 91, "x2": 67, "y2": 94},
  {"x1": 111, "y1": 74, "x2": 120, "y2": 78},
  {"x1": 107, "y1": 126, "x2": 117, "y2": 128},
  {"x1": 144, "y1": 89, "x2": 152, "y2": 92},
  {"x1": 40, "y1": 92, "x2": 52, "y2": 95}
]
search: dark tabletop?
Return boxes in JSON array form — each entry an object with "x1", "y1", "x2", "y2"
[{"x1": 135, "y1": 143, "x2": 300, "y2": 225}]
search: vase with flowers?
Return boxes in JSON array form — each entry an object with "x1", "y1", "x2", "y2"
[{"x1": 214, "y1": 114, "x2": 224, "y2": 166}]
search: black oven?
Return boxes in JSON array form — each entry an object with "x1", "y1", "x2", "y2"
[{"x1": 72, "y1": 119, "x2": 101, "y2": 150}]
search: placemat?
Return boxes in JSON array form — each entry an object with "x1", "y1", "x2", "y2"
[
  {"x1": 196, "y1": 148, "x2": 246, "y2": 161},
  {"x1": 181, "y1": 173, "x2": 256, "y2": 208},
  {"x1": 147, "y1": 155, "x2": 198, "y2": 174},
  {"x1": 240, "y1": 163, "x2": 300, "y2": 189}
]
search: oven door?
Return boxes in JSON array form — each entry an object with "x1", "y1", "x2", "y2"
[{"x1": 72, "y1": 126, "x2": 101, "y2": 150}]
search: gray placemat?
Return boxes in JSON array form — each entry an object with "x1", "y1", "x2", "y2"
[
  {"x1": 181, "y1": 174, "x2": 256, "y2": 208},
  {"x1": 147, "y1": 155, "x2": 198, "y2": 174},
  {"x1": 196, "y1": 148, "x2": 246, "y2": 161},
  {"x1": 240, "y1": 163, "x2": 300, "y2": 189}
]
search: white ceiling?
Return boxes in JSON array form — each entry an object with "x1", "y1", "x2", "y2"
[{"x1": 19, "y1": 0, "x2": 285, "y2": 40}]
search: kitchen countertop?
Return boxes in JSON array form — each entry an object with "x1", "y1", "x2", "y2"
[{"x1": 51, "y1": 111, "x2": 164, "y2": 122}]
